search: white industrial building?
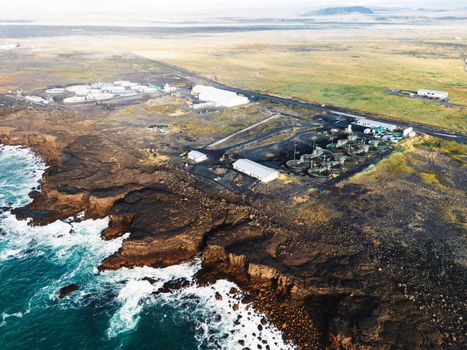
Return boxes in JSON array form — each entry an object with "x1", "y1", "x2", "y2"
[
  {"x1": 108, "y1": 86, "x2": 126, "y2": 93},
  {"x1": 100, "y1": 83, "x2": 114, "y2": 92},
  {"x1": 164, "y1": 84, "x2": 177, "y2": 93},
  {"x1": 403, "y1": 127, "x2": 416, "y2": 138},
  {"x1": 417, "y1": 89, "x2": 448, "y2": 100},
  {"x1": 113, "y1": 81, "x2": 138, "y2": 88},
  {"x1": 191, "y1": 85, "x2": 249, "y2": 108},
  {"x1": 233, "y1": 159, "x2": 279, "y2": 183},
  {"x1": 187, "y1": 150, "x2": 208, "y2": 163},
  {"x1": 86, "y1": 92, "x2": 114, "y2": 101},
  {"x1": 352, "y1": 118, "x2": 397, "y2": 131},
  {"x1": 63, "y1": 96, "x2": 86, "y2": 104},
  {"x1": 24, "y1": 96, "x2": 50, "y2": 105},
  {"x1": 90, "y1": 82, "x2": 104, "y2": 89},
  {"x1": 192, "y1": 102, "x2": 214, "y2": 110},
  {"x1": 65, "y1": 85, "x2": 91, "y2": 95},
  {"x1": 118, "y1": 90, "x2": 138, "y2": 97}
]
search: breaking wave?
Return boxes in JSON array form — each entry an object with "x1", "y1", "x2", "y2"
[
  {"x1": 0, "y1": 144, "x2": 46, "y2": 209},
  {"x1": 0, "y1": 145, "x2": 295, "y2": 349}
]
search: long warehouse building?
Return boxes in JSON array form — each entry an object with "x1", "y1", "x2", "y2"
[
  {"x1": 233, "y1": 159, "x2": 279, "y2": 183},
  {"x1": 191, "y1": 85, "x2": 249, "y2": 107}
]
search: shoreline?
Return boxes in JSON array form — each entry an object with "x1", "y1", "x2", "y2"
[
  {"x1": 0, "y1": 143, "x2": 302, "y2": 346},
  {"x1": 1, "y1": 97, "x2": 465, "y2": 349},
  {"x1": 0, "y1": 141, "x2": 307, "y2": 349}
]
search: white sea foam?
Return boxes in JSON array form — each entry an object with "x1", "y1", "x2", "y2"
[
  {"x1": 103, "y1": 258, "x2": 202, "y2": 338},
  {"x1": 0, "y1": 145, "x2": 296, "y2": 349},
  {"x1": 102, "y1": 257, "x2": 295, "y2": 349},
  {"x1": 169, "y1": 279, "x2": 296, "y2": 350},
  {"x1": 107, "y1": 280, "x2": 154, "y2": 337},
  {"x1": 0, "y1": 213, "x2": 115, "y2": 263},
  {"x1": 0, "y1": 145, "x2": 47, "y2": 209},
  {"x1": 0, "y1": 311, "x2": 24, "y2": 327}
]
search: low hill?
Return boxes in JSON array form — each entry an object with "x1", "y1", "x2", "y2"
[{"x1": 302, "y1": 6, "x2": 374, "y2": 16}]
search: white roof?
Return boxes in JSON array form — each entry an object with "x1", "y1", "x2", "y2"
[
  {"x1": 25, "y1": 96, "x2": 49, "y2": 104},
  {"x1": 188, "y1": 150, "x2": 206, "y2": 157},
  {"x1": 86, "y1": 92, "x2": 114, "y2": 101},
  {"x1": 418, "y1": 89, "x2": 447, "y2": 94},
  {"x1": 188, "y1": 150, "x2": 207, "y2": 162},
  {"x1": 353, "y1": 118, "x2": 397, "y2": 131},
  {"x1": 114, "y1": 80, "x2": 131, "y2": 86},
  {"x1": 233, "y1": 159, "x2": 279, "y2": 182},
  {"x1": 63, "y1": 96, "x2": 86, "y2": 103},
  {"x1": 192, "y1": 85, "x2": 249, "y2": 107},
  {"x1": 65, "y1": 85, "x2": 90, "y2": 93},
  {"x1": 90, "y1": 82, "x2": 103, "y2": 89}
]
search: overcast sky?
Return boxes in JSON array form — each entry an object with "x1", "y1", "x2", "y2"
[{"x1": 2, "y1": 0, "x2": 464, "y2": 21}]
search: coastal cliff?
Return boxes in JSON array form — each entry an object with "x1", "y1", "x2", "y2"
[{"x1": 1, "y1": 107, "x2": 465, "y2": 349}]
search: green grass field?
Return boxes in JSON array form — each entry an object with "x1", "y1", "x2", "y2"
[{"x1": 165, "y1": 40, "x2": 467, "y2": 133}]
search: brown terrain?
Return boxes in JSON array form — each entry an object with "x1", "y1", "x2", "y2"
[
  {"x1": 0, "y1": 49, "x2": 465, "y2": 349},
  {"x1": 1, "y1": 97, "x2": 465, "y2": 349}
]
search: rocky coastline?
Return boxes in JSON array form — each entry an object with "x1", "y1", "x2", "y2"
[{"x1": 1, "y1": 107, "x2": 465, "y2": 349}]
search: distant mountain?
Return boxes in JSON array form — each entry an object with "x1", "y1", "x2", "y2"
[{"x1": 302, "y1": 6, "x2": 374, "y2": 16}]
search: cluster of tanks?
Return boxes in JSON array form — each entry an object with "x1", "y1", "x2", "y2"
[
  {"x1": 286, "y1": 129, "x2": 394, "y2": 179},
  {"x1": 12, "y1": 81, "x2": 161, "y2": 106},
  {"x1": 46, "y1": 81, "x2": 160, "y2": 104}
]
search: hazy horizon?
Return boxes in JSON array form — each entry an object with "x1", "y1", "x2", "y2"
[{"x1": 2, "y1": 0, "x2": 466, "y2": 23}]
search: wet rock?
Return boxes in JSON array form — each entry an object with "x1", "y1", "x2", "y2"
[
  {"x1": 157, "y1": 278, "x2": 190, "y2": 294},
  {"x1": 58, "y1": 283, "x2": 78, "y2": 298},
  {"x1": 142, "y1": 277, "x2": 157, "y2": 284}
]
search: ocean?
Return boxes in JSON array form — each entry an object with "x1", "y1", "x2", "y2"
[{"x1": 0, "y1": 145, "x2": 294, "y2": 350}]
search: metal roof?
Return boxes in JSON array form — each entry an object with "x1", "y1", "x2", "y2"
[{"x1": 233, "y1": 159, "x2": 279, "y2": 182}]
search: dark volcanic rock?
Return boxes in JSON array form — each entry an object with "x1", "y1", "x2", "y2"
[
  {"x1": 156, "y1": 278, "x2": 191, "y2": 294},
  {"x1": 2, "y1": 94, "x2": 465, "y2": 350},
  {"x1": 58, "y1": 284, "x2": 78, "y2": 298}
]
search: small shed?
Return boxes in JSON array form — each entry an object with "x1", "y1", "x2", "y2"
[{"x1": 188, "y1": 150, "x2": 207, "y2": 163}]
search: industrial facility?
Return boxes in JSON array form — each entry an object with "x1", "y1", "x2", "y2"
[
  {"x1": 191, "y1": 85, "x2": 249, "y2": 108},
  {"x1": 14, "y1": 80, "x2": 161, "y2": 106}
]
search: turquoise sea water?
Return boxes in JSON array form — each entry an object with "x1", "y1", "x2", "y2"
[{"x1": 0, "y1": 145, "x2": 294, "y2": 350}]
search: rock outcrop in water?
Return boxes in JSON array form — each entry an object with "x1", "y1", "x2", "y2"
[{"x1": 58, "y1": 283, "x2": 79, "y2": 298}]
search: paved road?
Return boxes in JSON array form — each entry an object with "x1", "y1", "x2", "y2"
[
  {"x1": 154, "y1": 60, "x2": 467, "y2": 143},
  {"x1": 213, "y1": 84, "x2": 467, "y2": 143}
]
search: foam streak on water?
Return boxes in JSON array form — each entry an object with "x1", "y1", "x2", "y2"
[
  {"x1": 0, "y1": 145, "x2": 295, "y2": 349},
  {"x1": 0, "y1": 145, "x2": 46, "y2": 209}
]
